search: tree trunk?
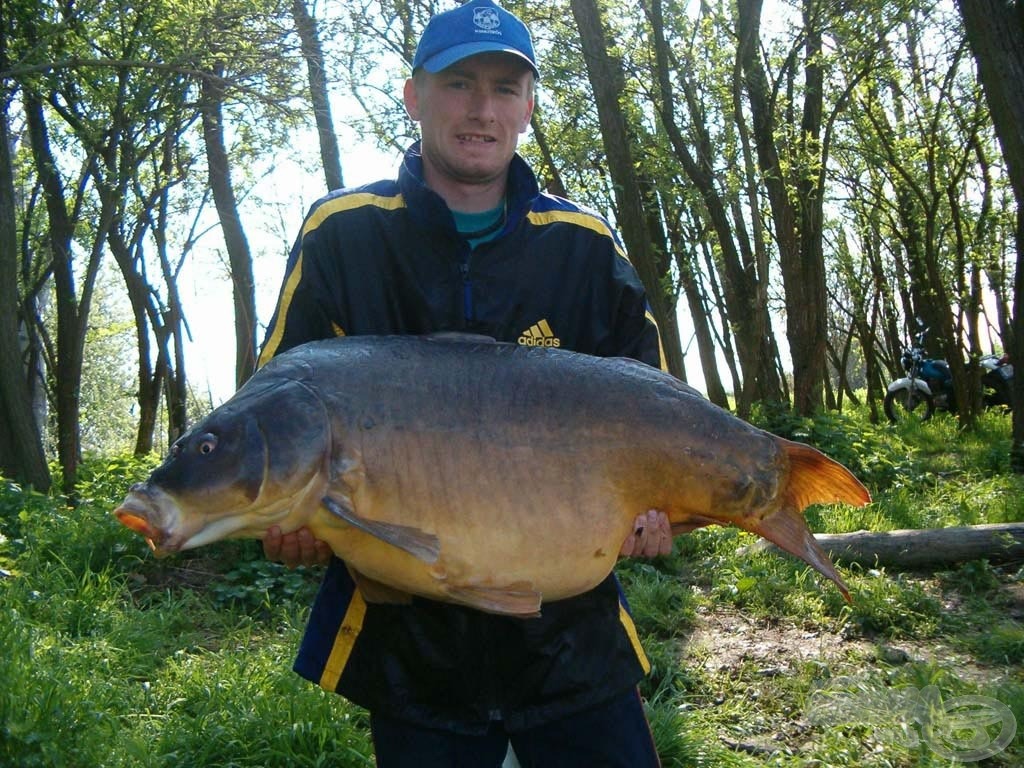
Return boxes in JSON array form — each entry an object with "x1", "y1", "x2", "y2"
[
  {"x1": 955, "y1": 0, "x2": 1024, "y2": 469},
  {"x1": 529, "y1": 109, "x2": 568, "y2": 198},
  {"x1": 737, "y1": 0, "x2": 828, "y2": 415},
  {"x1": 291, "y1": 0, "x2": 343, "y2": 192},
  {"x1": 676, "y1": 246, "x2": 730, "y2": 408},
  {"x1": 107, "y1": 227, "x2": 162, "y2": 456},
  {"x1": 569, "y1": 0, "x2": 682, "y2": 377},
  {"x1": 200, "y1": 67, "x2": 258, "y2": 389},
  {"x1": 751, "y1": 523, "x2": 1024, "y2": 570},
  {"x1": 0, "y1": 99, "x2": 50, "y2": 491},
  {"x1": 821, "y1": 524, "x2": 1024, "y2": 569},
  {"x1": 23, "y1": 90, "x2": 100, "y2": 495}
]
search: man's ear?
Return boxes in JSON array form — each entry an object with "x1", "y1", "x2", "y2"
[
  {"x1": 403, "y1": 78, "x2": 420, "y2": 121},
  {"x1": 520, "y1": 96, "x2": 534, "y2": 134}
]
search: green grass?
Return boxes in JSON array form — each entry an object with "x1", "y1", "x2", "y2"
[
  {"x1": 0, "y1": 463, "x2": 372, "y2": 767},
  {"x1": 3, "y1": 406, "x2": 1024, "y2": 765}
]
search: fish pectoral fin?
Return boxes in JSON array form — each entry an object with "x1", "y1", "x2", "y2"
[
  {"x1": 443, "y1": 581, "x2": 542, "y2": 618},
  {"x1": 322, "y1": 494, "x2": 441, "y2": 564},
  {"x1": 348, "y1": 567, "x2": 413, "y2": 606}
]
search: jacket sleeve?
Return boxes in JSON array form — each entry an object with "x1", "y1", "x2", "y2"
[
  {"x1": 598, "y1": 252, "x2": 667, "y2": 372},
  {"x1": 258, "y1": 211, "x2": 345, "y2": 367}
]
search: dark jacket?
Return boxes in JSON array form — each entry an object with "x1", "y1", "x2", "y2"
[{"x1": 260, "y1": 142, "x2": 665, "y2": 734}]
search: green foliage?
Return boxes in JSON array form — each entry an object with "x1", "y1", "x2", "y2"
[
  {"x1": 6, "y1": 456, "x2": 159, "y2": 581},
  {"x1": 0, "y1": 459, "x2": 372, "y2": 767},
  {"x1": 837, "y1": 568, "x2": 943, "y2": 639},
  {"x1": 0, "y1": 608, "x2": 126, "y2": 768},
  {"x1": 77, "y1": 268, "x2": 141, "y2": 456},
  {"x1": 208, "y1": 543, "x2": 321, "y2": 614},
  {"x1": 646, "y1": 706, "x2": 755, "y2": 768},
  {"x1": 0, "y1": 478, "x2": 52, "y2": 570},
  {"x1": 750, "y1": 402, "x2": 911, "y2": 492},
  {"x1": 74, "y1": 453, "x2": 163, "y2": 507},
  {"x1": 6, "y1": 409, "x2": 1024, "y2": 765},
  {"x1": 616, "y1": 555, "x2": 697, "y2": 639}
]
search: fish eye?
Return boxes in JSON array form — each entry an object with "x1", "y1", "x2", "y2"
[{"x1": 197, "y1": 434, "x2": 218, "y2": 455}]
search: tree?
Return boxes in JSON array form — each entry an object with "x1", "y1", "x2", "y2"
[
  {"x1": 956, "y1": 0, "x2": 1024, "y2": 467},
  {"x1": 191, "y1": 0, "x2": 308, "y2": 389},
  {"x1": 292, "y1": 0, "x2": 344, "y2": 192},
  {"x1": 0, "y1": 94, "x2": 50, "y2": 491},
  {"x1": 735, "y1": 0, "x2": 831, "y2": 415},
  {"x1": 200, "y1": 65, "x2": 258, "y2": 389},
  {"x1": 841, "y1": 5, "x2": 1000, "y2": 427},
  {"x1": 643, "y1": 0, "x2": 781, "y2": 413},
  {"x1": 569, "y1": 0, "x2": 683, "y2": 376},
  {"x1": 22, "y1": 83, "x2": 105, "y2": 495}
]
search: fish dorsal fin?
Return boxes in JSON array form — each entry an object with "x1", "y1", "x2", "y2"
[
  {"x1": 424, "y1": 331, "x2": 497, "y2": 344},
  {"x1": 321, "y1": 494, "x2": 441, "y2": 564}
]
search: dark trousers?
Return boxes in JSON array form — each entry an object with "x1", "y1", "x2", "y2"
[{"x1": 369, "y1": 688, "x2": 661, "y2": 768}]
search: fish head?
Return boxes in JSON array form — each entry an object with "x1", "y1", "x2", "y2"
[{"x1": 114, "y1": 375, "x2": 331, "y2": 555}]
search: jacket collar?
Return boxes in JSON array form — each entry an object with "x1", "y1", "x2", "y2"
[{"x1": 398, "y1": 141, "x2": 540, "y2": 239}]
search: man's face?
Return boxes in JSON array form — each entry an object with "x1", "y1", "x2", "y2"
[{"x1": 404, "y1": 53, "x2": 535, "y2": 201}]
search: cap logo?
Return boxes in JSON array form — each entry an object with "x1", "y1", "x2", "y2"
[{"x1": 473, "y1": 7, "x2": 501, "y2": 33}]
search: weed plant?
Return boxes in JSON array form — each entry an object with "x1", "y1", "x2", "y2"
[{"x1": 2, "y1": 406, "x2": 1023, "y2": 765}]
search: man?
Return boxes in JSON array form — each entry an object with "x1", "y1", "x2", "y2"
[{"x1": 260, "y1": 1, "x2": 671, "y2": 764}]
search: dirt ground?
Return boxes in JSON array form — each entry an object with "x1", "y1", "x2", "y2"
[{"x1": 684, "y1": 601, "x2": 1013, "y2": 689}]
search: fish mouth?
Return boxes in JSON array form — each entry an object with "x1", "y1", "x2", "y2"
[
  {"x1": 116, "y1": 509, "x2": 159, "y2": 542},
  {"x1": 113, "y1": 487, "x2": 181, "y2": 557}
]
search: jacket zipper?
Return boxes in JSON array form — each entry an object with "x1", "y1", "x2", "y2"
[{"x1": 459, "y1": 259, "x2": 473, "y2": 325}]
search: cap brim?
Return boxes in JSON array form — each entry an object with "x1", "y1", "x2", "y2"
[{"x1": 419, "y1": 42, "x2": 539, "y2": 78}]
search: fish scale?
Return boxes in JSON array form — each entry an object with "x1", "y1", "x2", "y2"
[{"x1": 115, "y1": 333, "x2": 870, "y2": 616}]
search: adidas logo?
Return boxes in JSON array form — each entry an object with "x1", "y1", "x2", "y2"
[{"x1": 518, "y1": 319, "x2": 561, "y2": 348}]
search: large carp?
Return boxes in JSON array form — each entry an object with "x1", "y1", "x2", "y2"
[{"x1": 115, "y1": 334, "x2": 869, "y2": 616}]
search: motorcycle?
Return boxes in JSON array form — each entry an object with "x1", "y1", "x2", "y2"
[{"x1": 884, "y1": 329, "x2": 1013, "y2": 423}]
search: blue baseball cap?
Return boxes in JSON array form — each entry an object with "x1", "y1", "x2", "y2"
[{"x1": 412, "y1": 0, "x2": 539, "y2": 79}]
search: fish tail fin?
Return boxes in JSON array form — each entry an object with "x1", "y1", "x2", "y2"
[
  {"x1": 780, "y1": 439, "x2": 872, "y2": 510},
  {"x1": 744, "y1": 440, "x2": 870, "y2": 604},
  {"x1": 747, "y1": 504, "x2": 852, "y2": 603}
]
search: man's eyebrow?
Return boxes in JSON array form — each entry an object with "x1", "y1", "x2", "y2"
[
  {"x1": 443, "y1": 66, "x2": 476, "y2": 79},
  {"x1": 443, "y1": 66, "x2": 527, "y2": 85}
]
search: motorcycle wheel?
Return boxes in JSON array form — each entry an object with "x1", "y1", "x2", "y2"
[{"x1": 884, "y1": 387, "x2": 935, "y2": 423}]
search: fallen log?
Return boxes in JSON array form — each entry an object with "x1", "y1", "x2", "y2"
[{"x1": 746, "y1": 523, "x2": 1024, "y2": 570}]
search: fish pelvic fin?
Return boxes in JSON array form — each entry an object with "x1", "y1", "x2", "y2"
[
  {"x1": 348, "y1": 567, "x2": 414, "y2": 606},
  {"x1": 443, "y1": 581, "x2": 542, "y2": 618},
  {"x1": 322, "y1": 494, "x2": 441, "y2": 564},
  {"x1": 780, "y1": 439, "x2": 872, "y2": 510}
]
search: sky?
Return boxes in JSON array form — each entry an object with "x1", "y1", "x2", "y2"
[{"x1": 180, "y1": 127, "x2": 404, "y2": 406}]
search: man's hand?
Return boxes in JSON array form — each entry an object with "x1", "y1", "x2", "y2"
[
  {"x1": 619, "y1": 509, "x2": 672, "y2": 558},
  {"x1": 263, "y1": 512, "x2": 669, "y2": 568},
  {"x1": 263, "y1": 526, "x2": 332, "y2": 569}
]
